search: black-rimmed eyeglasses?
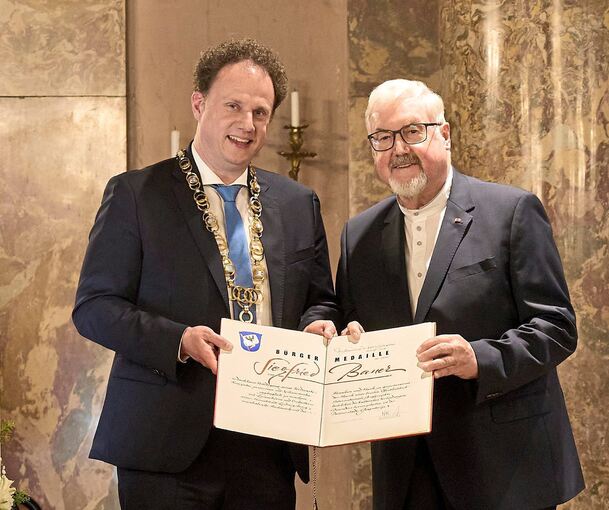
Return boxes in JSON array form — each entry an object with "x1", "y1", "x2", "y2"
[{"x1": 367, "y1": 123, "x2": 442, "y2": 152}]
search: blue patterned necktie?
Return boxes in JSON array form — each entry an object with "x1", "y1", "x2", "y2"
[{"x1": 212, "y1": 184, "x2": 255, "y2": 322}]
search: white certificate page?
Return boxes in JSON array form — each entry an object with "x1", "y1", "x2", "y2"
[
  {"x1": 320, "y1": 322, "x2": 435, "y2": 446},
  {"x1": 214, "y1": 319, "x2": 327, "y2": 445}
]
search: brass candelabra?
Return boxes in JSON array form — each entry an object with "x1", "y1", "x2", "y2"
[{"x1": 278, "y1": 125, "x2": 317, "y2": 181}]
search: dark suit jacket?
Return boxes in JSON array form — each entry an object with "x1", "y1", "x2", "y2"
[
  {"x1": 337, "y1": 168, "x2": 584, "y2": 510},
  {"x1": 73, "y1": 147, "x2": 339, "y2": 482}
]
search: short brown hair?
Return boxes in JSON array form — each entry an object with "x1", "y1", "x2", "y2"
[{"x1": 193, "y1": 39, "x2": 288, "y2": 113}]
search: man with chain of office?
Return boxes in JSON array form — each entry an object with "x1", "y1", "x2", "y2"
[{"x1": 73, "y1": 39, "x2": 340, "y2": 509}]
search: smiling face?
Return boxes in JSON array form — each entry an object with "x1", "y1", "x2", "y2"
[
  {"x1": 368, "y1": 95, "x2": 451, "y2": 209},
  {"x1": 191, "y1": 60, "x2": 275, "y2": 183}
]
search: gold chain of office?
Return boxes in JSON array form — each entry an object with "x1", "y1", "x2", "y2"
[{"x1": 176, "y1": 149, "x2": 265, "y2": 323}]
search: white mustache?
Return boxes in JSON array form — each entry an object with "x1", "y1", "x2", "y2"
[{"x1": 391, "y1": 156, "x2": 420, "y2": 168}]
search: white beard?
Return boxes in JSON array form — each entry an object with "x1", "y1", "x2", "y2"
[{"x1": 389, "y1": 169, "x2": 428, "y2": 199}]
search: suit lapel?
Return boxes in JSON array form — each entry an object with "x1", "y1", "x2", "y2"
[
  {"x1": 414, "y1": 169, "x2": 474, "y2": 323},
  {"x1": 381, "y1": 202, "x2": 414, "y2": 324},
  {"x1": 171, "y1": 148, "x2": 229, "y2": 310},
  {"x1": 256, "y1": 172, "x2": 285, "y2": 328}
]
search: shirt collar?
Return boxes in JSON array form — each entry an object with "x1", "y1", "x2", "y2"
[
  {"x1": 397, "y1": 166, "x2": 453, "y2": 219},
  {"x1": 191, "y1": 144, "x2": 249, "y2": 186}
]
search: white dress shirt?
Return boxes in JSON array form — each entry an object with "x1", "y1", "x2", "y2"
[{"x1": 397, "y1": 167, "x2": 453, "y2": 316}]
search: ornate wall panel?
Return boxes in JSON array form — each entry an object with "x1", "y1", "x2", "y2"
[
  {"x1": 0, "y1": 97, "x2": 125, "y2": 509},
  {"x1": 0, "y1": 1, "x2": 126, "y2": 508},
  {"x1": 0, "y1": 0, "x2": 125, "y2": 96}
]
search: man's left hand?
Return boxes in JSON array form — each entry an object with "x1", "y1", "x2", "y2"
[{"x1": 416, "y1": 334, "x2": 479, "y2": 379}]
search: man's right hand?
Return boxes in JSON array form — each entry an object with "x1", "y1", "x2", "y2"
[{"x1": 180, "y1": 326, "x2": 233, "y2": 375}]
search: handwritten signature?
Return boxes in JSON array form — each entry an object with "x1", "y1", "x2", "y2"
[
  {"x1": 380, "y1": 406, "x2": 401, "y2": 419},
  {"x1": 328, "y1": 362, "x2": 406, "y2": 382},
  {"x1": 253, "y1": 357, "x2": 320, "y2": 384}
]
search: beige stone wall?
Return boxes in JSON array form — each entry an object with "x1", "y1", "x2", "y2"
[{"x1": 0, "y1": 1, "x2": 126, "y2": 508}]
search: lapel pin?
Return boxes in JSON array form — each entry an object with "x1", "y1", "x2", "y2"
[{"x1": 454, "y1": 217, "x2": 463, "y2": 224}]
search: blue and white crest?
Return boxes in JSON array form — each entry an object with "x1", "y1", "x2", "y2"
[{"x1": 239, "y1": 331, "x2": 262, "y2": 352}]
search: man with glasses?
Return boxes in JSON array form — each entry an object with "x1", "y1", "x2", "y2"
[{"x1": 337, "y1": 79, "x2": 584, "y2": 510}]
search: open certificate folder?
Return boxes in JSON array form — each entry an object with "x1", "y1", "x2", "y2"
[{"x1": 214, "y1": 318, "x2": 435, "y2": 447}]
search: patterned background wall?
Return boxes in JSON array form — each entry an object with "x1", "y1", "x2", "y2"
[{"x1": 0, "y1": 0, "x2": 126, "y2": 508}]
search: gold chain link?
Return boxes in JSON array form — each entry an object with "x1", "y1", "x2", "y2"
[{"x1": 177, "y1": 149, "x2": 265, "y2": 323}]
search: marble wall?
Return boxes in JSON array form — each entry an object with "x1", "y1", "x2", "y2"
[
  {"x1": 348, "y1": 0, "x2": 609, "y2": 508},
  {"x1": 0, "y1": 1, "x2": 126, "y2": 508}
]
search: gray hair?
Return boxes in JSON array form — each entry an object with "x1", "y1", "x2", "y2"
[{"x1": 365, "y1": 79, "x2": 446, "y2": 132}]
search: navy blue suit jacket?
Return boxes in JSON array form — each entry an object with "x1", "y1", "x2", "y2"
[
  {"x1": 337, "y1": 169, "x2": 584, "y2": 510},
  {"x1": 73, "y1": 147, "x2": 339, "y2": 481}
]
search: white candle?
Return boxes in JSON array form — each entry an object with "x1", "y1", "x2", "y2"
[
  {"x1": 170, "y1": 129, "x2": 180, "y2": 156},
  {"x1": 290, "y1": 91, "x2": 300, "y2": 126}
]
